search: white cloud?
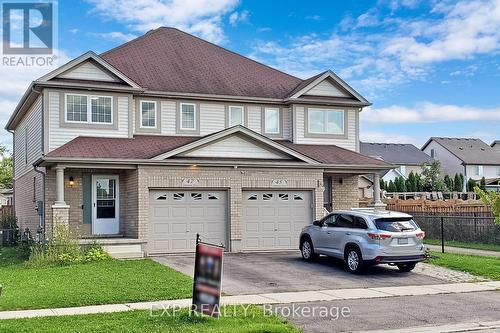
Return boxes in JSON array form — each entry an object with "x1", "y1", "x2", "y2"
[
  {"x1": 93, "y1": 32, "x2": 137, "y2": 42},
  {"x1": 362, "y1": 103, "x2": 500, "y2": 123},
  {"x1": 0, "y1": 51, "x2": 71, "y2": 149},
  {"x1": 306, "y1": 15, "x2": 321, "y2": 21},
  {"x1": 249, "y1": 0, "x2": 500, "y2": 97},
  {"x1": 69, "y1": 28, "x2": 79, "y2": 34},
  {"x1": 86, "y1": 0, "x2": 240, "y2": 44},
  {"x1": 229, "y1": 10, "x2": 249, "y2": 26}
]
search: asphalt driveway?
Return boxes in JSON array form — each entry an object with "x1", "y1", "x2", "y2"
[{"x1": 153, "y1": 251, "x2": 445, "y2": 295}]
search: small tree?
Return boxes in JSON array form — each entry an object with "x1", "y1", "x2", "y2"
[
  {"x1": 444, "y1": 175, "x2": 453, "y2": 191},
  {"x1": 480, "y1": 177, "x2": 486, "y2": 191},
  {"x1": 453, "y1": 173, "x2": 463, "y2": 192},
  {"x1": 387, "y1": 180, "x2": 397, "y2": 192},
  {"x1": 406, "y1": 171, "x2": 416, "y2": 192},
  {"x1": 474, "y1": 187, "x2": 500, "y2": 224},
  {"x1": 466, "y1": 178, "x2": 476, "y2": 192},
  {"x1": 421, "y1": 160, "x2": 441, "y2": 191},
  {"x1": 415, "y1": 173, "x2": 423, "y2": 191},
  {"x1": 379, "y1": 178, "x2": 386, "y2": 191},
  {"x1": 0, "y1": 145, "x2": 13, "y2": 189}
]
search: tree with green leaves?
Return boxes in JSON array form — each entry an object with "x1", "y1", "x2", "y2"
[
  {"x1": 0, "y1": 145, "x2": 12, "y2": 189},
  {"x1": 453, "y1": 173, "x2": 463, "y2": 192},
  {"x1": 466, "y1": 178, "x2": 476, "y2": 192},
  {"x1": 421, "y1": 160, "x2": 442, "y2": 191},
  {"x1": 387, "y1": 180, "x2": 397, "y2": 192},
  {"x1": 379, "y1": 178, "x2": 386, "y2": 191},
  {"x1": 480, "y1": 177, "x2": 486, "y2": 191},
  {"x1": 406, "y1": 171, "x2": 417, "y2": 192},
  {"x1": 444, "y1": 175, "x2": 453, "y2": 191},
  {"x1": 474, "y1": 187, "x2": 500, "y2": 224},
  {"x1": 415, "y1": 173, "x2": 423, "y2": 191}
]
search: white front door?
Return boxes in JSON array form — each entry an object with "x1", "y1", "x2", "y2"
[{"x1": 92, "y1": 175, "x2": 119, "y2": 235}]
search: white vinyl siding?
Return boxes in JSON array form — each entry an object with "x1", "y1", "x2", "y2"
[
  {"x1": 294, "y1": 106, "x2": 357, "y2": 150},
  {"x1": 200, "y1": 103, "x2": 224, "y2": 135},
  {"x1": 140, "y1": 101, "x2": 157, "y2": 128},
  {"x1": 303, "y1": 79, "x2": 348, "y2": 97},
  {"x1": 48, "y1": 91, "x2": 129, "y2": 151},
  {"x1": 58, "y1": 60, "x2": 117, "y2": 82},
  {"x1": 14, "y1": 96, "x2": 43, "y2": 178},
  {"x1": 161, "y1": 100, "x2": 176, "y2": 135},
  {"x1": 247, "y1": 105, "x2": 262, "y2": 133},
  {"x1": 282, "y1": 108, "x2": 292, "y2": 140},
  {"x1": 475, "y1": 165, "x2": 483, "y2": 176}
]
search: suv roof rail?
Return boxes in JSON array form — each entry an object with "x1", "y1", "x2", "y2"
[{"x1": 350, "y1": 208, "x2": 391, "y2": 214}]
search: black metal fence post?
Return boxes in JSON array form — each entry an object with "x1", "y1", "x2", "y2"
[{"x1": 440, "y1": 216, "x2": 445, "y2": 253}]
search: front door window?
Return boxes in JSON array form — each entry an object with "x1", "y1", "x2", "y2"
[
  {"x1": 96, "y1": 179, "x2": 116, "y2": 219},
  {"x1": 92, "y1": 175, "x2": 119, "y2": 235}
]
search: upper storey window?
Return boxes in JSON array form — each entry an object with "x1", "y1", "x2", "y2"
[
  {"x1": 264, "y1": 107, "x2": 280, "y2": 134},
  {"x1": 229, "y1": 106, "x2": 244, "y2": 126},
  {"x1": 307, "y1": 108, "x2": 344, "y2": 135},
  {"x1": 180, "y1": 103, "x2": 196, "y2": 130},
  {"x1": 140, "y1": 101, "x2": 157, "y2": 128},
  {"x1": 65, "y1": 94, "x2": 112, "y2": 124}
]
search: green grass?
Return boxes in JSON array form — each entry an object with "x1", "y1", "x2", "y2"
[
  {"x1": 425, "y1": 239, "x2": 500, "y2": 252},
  {"x1": 0, "y1": 246, "x2": 192, "y2": 311},
  {"x1": 428, "y1": 251, "x2": 500, "y2": 280},
  {"x1": 0, "y1": 306, "x2": 300, "y2": 333}
]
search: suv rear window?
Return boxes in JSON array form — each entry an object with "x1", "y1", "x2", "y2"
[{"x1": 374, "y1": 217, "x2": 419, "y2": 232}]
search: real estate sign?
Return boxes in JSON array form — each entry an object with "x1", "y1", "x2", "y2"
[{"x1": 191, "y1": 236, "x2": 223, "y2": 317}]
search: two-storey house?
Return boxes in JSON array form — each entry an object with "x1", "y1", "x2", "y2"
[{"x1": 7, "y1": 28, "x2": 390, "y2": 256}]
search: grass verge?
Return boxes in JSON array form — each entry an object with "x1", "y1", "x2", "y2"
[
  {"x1": 0, "y1": 246, "x2": 192, "y2": 311},
  {"x1": 0, "y1": 306, "x2": 300, "y2": 333},
  {"x1": 425, "y1": 239, "x2": 500, "y2": 252},
  {"x1": 428, "y1": 251, "x2": 500, "y2": 280}
]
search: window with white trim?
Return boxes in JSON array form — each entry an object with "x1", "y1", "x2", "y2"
[
  {"x1": 180, "y1": 103, "x2": 196, "y2": 130},
  {"x1": 65, "y1": 94, "x2": 112, "y2": 124},
  {"x1": 264, "y1": 107, "x2": 279, "y2": 134},
  {"x1": 140, "y1": 101, "x2": 157, "y2": 128},
  {"x1": 307, "y1": 108, "x2": 344, "y2": 135},
  {"x1": 229, "y1": 106, "x2": 244, "y2": 126}
]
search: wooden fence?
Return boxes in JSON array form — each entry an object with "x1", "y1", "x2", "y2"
[{"x1": 385, "y1": 198, "x2": 492, "y2": 216}]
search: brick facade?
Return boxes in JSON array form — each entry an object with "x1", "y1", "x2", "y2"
[{"x1": 331, "y1": 174, "x2": 360, "y2": 210}]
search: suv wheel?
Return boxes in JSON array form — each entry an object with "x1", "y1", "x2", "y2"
[
  {"x1": 345, "y1": 247, "x2": 363, "y2": 274},
  {"x1": 397, "y1": 262, "x2": 417, "y2": 272},
  {"x1": 300, "y1": 238, "x2": 317, "y2": 261}
]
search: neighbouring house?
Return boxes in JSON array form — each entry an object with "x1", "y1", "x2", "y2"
[
  {"x1": 0, "y1": 189, "x2": 13, "y2": 207},
  {"x1": 358, "y1": 175, "x2": 374, "y2": 199},
  {"x1": 7, "y1": 27, "x2": 391, "y2": 256},
  {"x1": 360, "y1": 142, "x2": 433, "y2": 183},
  {"x1": 492, "y1": 141, "x2": 500, "y2": 153},
  {"x1": 422, "y1": 137, "x2": 500, "y2": 191}
]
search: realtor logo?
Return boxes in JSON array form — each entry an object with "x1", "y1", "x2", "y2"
[{"x1": 1, "y1": 1, "x2": 57, "y2": 66}]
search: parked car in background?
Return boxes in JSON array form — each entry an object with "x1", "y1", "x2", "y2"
[{"x1": 299, "y1": 209, "x2": 426, "y2": 273}]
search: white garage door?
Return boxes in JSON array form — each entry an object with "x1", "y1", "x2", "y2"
[
  {"x1": 149, "y1": 190, "x2": 228, "y2": 254},
  {"x1": 242, "y1": 190, "x2": 313, "y2": 250}
]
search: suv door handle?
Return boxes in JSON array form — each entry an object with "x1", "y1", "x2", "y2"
[
  {"x1": 327, "y1": 231, "x2": 331, "y2": 234},
  {"x1": 345, "y1": 232, "x2": 351, "y2": 235}
]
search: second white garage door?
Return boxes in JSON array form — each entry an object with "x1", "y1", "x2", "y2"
[
  {"x1": 149, "y1": 190, "x2": 228, "y2": 254},
  {"x1": 242, "y1": 190, "x2": 313, "y2": 250}
]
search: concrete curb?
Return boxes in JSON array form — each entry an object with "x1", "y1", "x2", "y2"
[{"x1": 0, "y1": 281, "x2": 498, "y2": 320}]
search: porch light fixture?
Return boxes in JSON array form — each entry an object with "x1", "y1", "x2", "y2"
[{"x1": 69, "y1": 176, "x2": 75, "y2": 187}]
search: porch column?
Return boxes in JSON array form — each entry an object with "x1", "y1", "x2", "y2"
[
  {"x1": 373, "y1": 173, "x2": 382, "y2": 205},
  {"x1": 52, "y1": 165, "x2": 70, "y2": 227},
  {"x1": 369, "y1": 172, "x2": 387, "y2": 210},
  {"x1": 54, "y1": 166, "x2": 66, "y2": 206}
]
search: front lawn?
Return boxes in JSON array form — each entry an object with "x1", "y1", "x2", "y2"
[
  {"x1": 428, "y1": 251, "x2": 500, "y2": 280},
  {"x1": 0, "y1": 246, "x2": 192, "y2": 311},
  {"x1": 0, "y1": 306, "x2": 300, "y2": 333},
  {"x1": 425, "y1": 239, "x2": 500, "y2": 252}
]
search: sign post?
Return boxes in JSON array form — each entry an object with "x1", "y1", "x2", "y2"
[{"x1": 191, "y1": 234, "x2": 224, "y2": 317}]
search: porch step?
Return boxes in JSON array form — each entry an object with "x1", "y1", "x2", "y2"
[{"x1": 102, "y1": 244, "x2": 144, "y2": 259}]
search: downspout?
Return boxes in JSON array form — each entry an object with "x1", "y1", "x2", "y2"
[{"x1": 33, "y1": 165, "x2": 46, "y2": 242}]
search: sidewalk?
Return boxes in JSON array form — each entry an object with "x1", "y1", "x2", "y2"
[
  {"x1": 426, "y1": 244, "x2": 500, "y2": 257},
  {"x1": 1, "y1": 281, "x2": 499, "y2": 320}
]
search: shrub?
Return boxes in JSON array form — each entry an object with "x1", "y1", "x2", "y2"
[
  {"x1": 27, "y1": 225, "x2": 111, "y2": 267},
  {"x1": 0, "y1": 215, "x2": 17, "y2": 229}
]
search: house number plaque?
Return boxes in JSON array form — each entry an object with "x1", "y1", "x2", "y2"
[
  {"x1": 271, "y1": 179, "x2": 288, "y2": 186},
  {"x1": 182, "y1": 178, "x2": 201, "y2": 186}
]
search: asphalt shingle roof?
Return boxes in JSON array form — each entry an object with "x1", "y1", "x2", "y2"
[
  {"x1": 426, "y1": 137, "x2": 500, "y2": 165},
  {"x1": 360, "y1": 142, "x2": 433, "y2": 165}
]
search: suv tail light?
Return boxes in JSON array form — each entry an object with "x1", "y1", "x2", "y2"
[
  {"x1": 367, "y1": 232, "x2": 391, "y2": 240},
  {"x1": 416, "y1": 231, "x2": 425, "y2": 239}
]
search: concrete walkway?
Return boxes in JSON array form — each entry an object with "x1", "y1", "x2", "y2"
[
  {"x1": 427, "y1": 244, "x2": 500, "y2": 257},
  {"x1": 0, "y1": 281, "x2": 498, "y2": 320}
]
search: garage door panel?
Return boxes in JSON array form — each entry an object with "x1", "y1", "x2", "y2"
[
  {"x1": 242, "y1": 190, "x2": 312, "y2": 251},
  {"x1": 149, "y1": 190, "x2": 228, "y2": 254}
]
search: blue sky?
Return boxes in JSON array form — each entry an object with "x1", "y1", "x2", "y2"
[{"x1": 1, "y1": 0, "x2": 499, "y2": 149}]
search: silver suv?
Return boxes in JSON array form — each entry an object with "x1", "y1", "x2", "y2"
[{"x1": 299, "y1": 209, "x2": 426, "y2": 273}]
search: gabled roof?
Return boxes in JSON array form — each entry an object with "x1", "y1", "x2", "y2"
[
  {"x1": 491, "y1": 140, "x2": 500, "y2": 147},
  {"x1": 360, "y1": 142, "x2": 433, "y2": 165},
  {"x1": 45, "y1": 128, "x2": 391, "y2": 168},
  {"x1": 422, "y1": 137, "x2": 500, "y2": 165}
]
